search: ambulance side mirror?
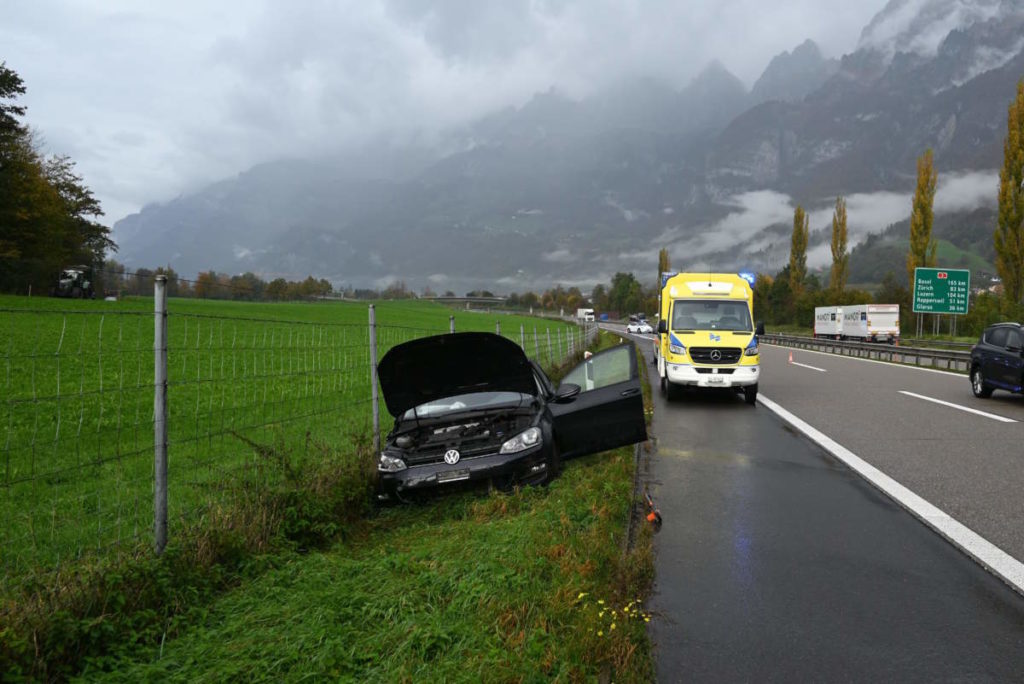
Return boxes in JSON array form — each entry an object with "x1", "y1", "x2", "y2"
[
  {"x1": 657, "y1": 320, "x2": 667, "y2": 334},
  {"x1": 756, "y1": 321, "x2": 765, "y2": 336}
]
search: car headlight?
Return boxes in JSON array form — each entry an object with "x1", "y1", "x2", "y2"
[
  {"x1": 499, "y1": 427, "x2": 542, "y2": 454},
  {"x1": 669, "y1": 343, "x2": 685, "y2": 355},
  {"x1": 378, "y1": 453, "x2": 407, "y2": 472},
  {"x1": 745, "y1": 345, "x2": 759, "y2": 356}
]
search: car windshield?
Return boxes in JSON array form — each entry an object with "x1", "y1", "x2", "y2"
[
  {"x1": 401, "y1": 391, "x2": 528, "y2": 419},
  {"x1": 672, "y1": 300, "x2": 752, "y2": 332}
]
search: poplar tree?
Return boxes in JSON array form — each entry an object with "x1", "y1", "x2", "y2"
[
  {"x1": 906, "y1": 149, "x2": 937, "y2": 290},
  {"x1": 995, "y1": 79, "x2": 1024, "y2": 306},
  {"x1": 789, "y1": 205, "x2": 809, "y2": 295},
  {"x1": 829, "y1": 196, "x2": 848, "y2": 293},
  {"x1": 657, "y1": 247, "x2": 671, "y2": 286}
]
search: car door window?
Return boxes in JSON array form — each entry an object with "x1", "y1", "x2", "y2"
[
  {"x1": 1007, "y1": 330, "x2": 1023, "y2": 350},
  {"x1": 560, "y1": 345, "x2": 633, "y2": 392},
  {"x1": 987, "y1": 328, "x2": 1008, "y2": 346}
]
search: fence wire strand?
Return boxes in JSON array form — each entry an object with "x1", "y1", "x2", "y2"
[{"x1": 1, "y1": 303, "x2": 592, "y2": 593}]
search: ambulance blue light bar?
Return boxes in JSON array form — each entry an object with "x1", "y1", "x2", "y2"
[{"x1": 737, "y1": 272, "x2": 756, "y2": 285}]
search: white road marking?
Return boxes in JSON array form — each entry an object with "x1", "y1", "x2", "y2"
[
  {"x1": 762, "y1": 342, "x2": 966, "y2": 379},
  {"x1": 790, "y1": 361, "x2": 827, "y2": 372},
  {"x1": 757, "y1": 393, "x2": 1024, "y2": 597},
  {"x1": 897, "y1": 390, "x2": 1017, "y2": 423}
]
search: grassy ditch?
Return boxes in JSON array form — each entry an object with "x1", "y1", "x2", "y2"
[
  {"x1": 0, "y1": 432, "x2": 377, "y2": 681},
  {"x1": 95, "y1": 445, "x2": 654, "y2": 682},
  {"x1": 2, "y1": 330, "x2": 654, "y2": 681}
]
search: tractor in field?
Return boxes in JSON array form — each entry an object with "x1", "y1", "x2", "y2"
[{"x1": 52, "y1": 265, "x2": 97, "y2": 299}]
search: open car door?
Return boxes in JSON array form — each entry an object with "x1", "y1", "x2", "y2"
[{"x1": 549, "y1": 343, "x2": 647, "y2": 459}]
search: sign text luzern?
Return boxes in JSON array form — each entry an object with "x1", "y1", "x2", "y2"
[{"x1": 912, "y1": 268, "x2": 970, "y2": 314}]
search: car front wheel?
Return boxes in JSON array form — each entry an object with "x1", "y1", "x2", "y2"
[
  {"x1": 743, "y1": 383, "x2": 758, "y2": 405},
  {"x1": 971, "y1": 366, "x2": 993, "y2": 398}
]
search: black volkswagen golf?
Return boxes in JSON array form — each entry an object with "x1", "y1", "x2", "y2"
[
  {"x1": 970, "y1": 322, "x2": 1024, "y2": 398},
  {"x1": 375, "y1": 332, "x2": 647, "y2": 501}
]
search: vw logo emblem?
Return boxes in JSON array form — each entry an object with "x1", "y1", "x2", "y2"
[
  {"x1": 444, "y1": 449, "x2": 461, "y2": 465},
  {"x1": 710, "y1": 349, "x2": 722, "y2": 361}
]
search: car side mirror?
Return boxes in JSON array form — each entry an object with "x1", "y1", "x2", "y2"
[
  {"x1": 554, "y1": 382, "x2": 581, "y2": 403},
  {"x1": 756, "y1": 321, "x2": 765, "y2": 336},
  {"x1": 657, "y1": 320, "x2": 667, "y2": 334},
  {"x1": 1008, "y1": 345, "x2": 1023, "y2": 355}
]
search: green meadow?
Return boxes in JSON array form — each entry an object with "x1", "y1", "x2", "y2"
[{"x1": 0, "y1": 295, "x2": 583, "y2": 588}]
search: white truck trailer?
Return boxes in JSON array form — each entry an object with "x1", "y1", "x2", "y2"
[
  {"x1": 840, "y1": 304, "x2": 900, "y2": 343},
  {"x1": 813, "y1": 306, "x2": 844, "y2": 339},
  {"x1": 575, "y1": 308, "x2": 595, "y2": 322}
]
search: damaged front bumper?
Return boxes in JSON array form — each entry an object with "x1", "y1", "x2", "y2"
[{"x1": 376, "y1": 445, "x2": 547, "y2": 501}]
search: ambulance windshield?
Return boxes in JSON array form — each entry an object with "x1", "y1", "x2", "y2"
[{"x1": 671, "y1": 300, "x2": 752, "y2": 332}]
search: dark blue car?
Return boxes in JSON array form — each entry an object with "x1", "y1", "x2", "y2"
[{"x1": 970, "y1": 323, "x2": 1024, "y2": 398}]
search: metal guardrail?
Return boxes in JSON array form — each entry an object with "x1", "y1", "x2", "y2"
[
  {"x1": 762, "y1": 334, "x2": 972, "y2": 373},
  {"x1": 901, "y1": 338, "x2": 975, "y2": 351}
]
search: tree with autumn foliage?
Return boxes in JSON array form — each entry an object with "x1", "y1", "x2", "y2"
[
  {"x1": 906, "y1": 149, "x2": 937, "y2": 291},
  {"x1": 829, "y1": 196, "x2": 848, "y2": 293},
  {"x1": 995, "y1": 79, "x2": 1024, "y2": 307},
  {"x1": 0, "y1": 62, "x2": 115, "y2": 293},
  {"x1": 789, "y1": 205, "x2": 809, "y2": 295}
]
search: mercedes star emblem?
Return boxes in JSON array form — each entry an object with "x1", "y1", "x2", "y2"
[
  {"x1": 444, "y1": 449, "x2": 461, "y2": 465},
  {"x1": 710, "y1": 349, "x2": 722, "y2": 361}
]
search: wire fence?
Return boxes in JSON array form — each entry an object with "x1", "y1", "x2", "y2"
[{"x1": 0, "y1": 285, "x2": 597, "y2": 593}]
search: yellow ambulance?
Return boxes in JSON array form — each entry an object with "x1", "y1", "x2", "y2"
[{"x1": 656, "y1": 272, "x2": 763, "y2": 404}]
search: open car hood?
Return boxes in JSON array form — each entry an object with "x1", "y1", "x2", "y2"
[{"x1": 377, "y1": 332, "x2": 538, "y2": 417}]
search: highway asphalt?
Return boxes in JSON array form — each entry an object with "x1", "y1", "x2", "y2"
[
  {"x1": 615, "y1": 330, "x2": 1024, "y2": 681},
  {"x1": 759, "y1": 343, "x2": 1024, "y2": 563}
]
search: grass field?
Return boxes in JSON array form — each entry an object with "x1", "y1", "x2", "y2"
[
  {"x1": 0, "y1": 295, "x2": 584, "y2": 589},
  {"x1": 91, "y1": 445, "x2": 654, "y2": 682}
]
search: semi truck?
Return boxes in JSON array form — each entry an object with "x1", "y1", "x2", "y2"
[
  {"x1": 813, "y1": 304, "x2": 900, "y2": 343},
  {"x1": 575, "y1": 308, "x2": 595, "y2": 322},
  {"x1": 656, "y1": 272, "x2": 763, "y2": 404},
  {"x1": 813, "y1": 306, "x2": 844, "y2": 339},
  {"x1": 841, "y1": 304, "x2": 900, "y2": 343}
]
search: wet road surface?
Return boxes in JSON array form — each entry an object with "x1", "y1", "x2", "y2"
[
  {"x1": 757, "y1": 343, "x2": 1024, "y2": 562},
  {"x1": 639, "y1": 344, "x2": 1024, "y2": 682}
]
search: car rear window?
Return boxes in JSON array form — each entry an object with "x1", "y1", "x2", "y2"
[{"x1": 986, "y1": 327, "x2": 1009, "y2": 346}]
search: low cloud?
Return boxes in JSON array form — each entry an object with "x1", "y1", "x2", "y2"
[
  {"x1": 670, "y1": 190, "x2": 794, "y2": 268},
  {"x1": 541, "y1": 248, "x2": 575, "y2": 263},
  {"x1": 660, "y1": 169, "x2": 1000, "y2": 269}
]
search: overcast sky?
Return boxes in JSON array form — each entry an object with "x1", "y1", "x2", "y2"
[{"x1": 3, "y1": 0, "x2": 888, "y2": 226}]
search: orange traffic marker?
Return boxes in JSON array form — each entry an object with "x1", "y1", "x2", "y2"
[{"x1": 788, "y1": 350, "x2": 793, "y2": 364}]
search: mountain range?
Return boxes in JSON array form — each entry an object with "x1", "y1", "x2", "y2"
[{"x1": 114, "y1": 0, "x2": 1024, "y2": 293}]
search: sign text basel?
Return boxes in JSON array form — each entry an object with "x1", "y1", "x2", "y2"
[{"x1": 912, "y1": 268, "x2": 970, "y2": 315}]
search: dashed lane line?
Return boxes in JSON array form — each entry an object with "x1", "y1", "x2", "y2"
[
  {"x1": 897, "y1": 390, "x2": 1017, "y2": 423},
  {"x1": 790, "y1": 361, "x2": 827, "y2": 372},
  {"x1": 757, "y1": 392, "x2": 1024, "y2": 597},
  {"x1": 761, "y1": 342, "x2": 966, "y2": 378}
]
